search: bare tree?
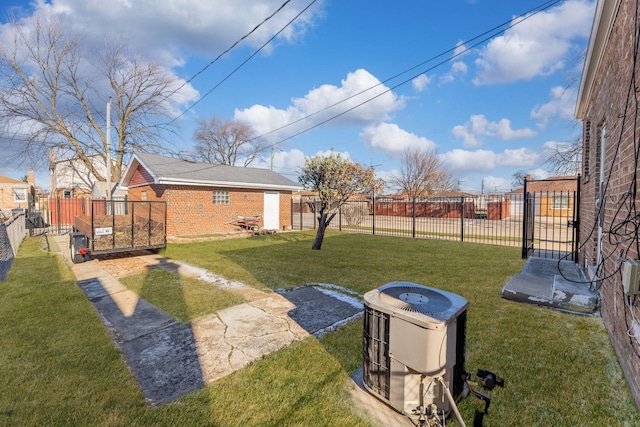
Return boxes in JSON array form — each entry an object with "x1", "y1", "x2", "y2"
[
  {"x1": 543, "y1": 135, "x2": 582, "y2": 176},
  {"x1": 511, "y1": 170, "x2": 528, "y2": 189},
  {"x1": 191, "y1": 116, "x2": 262, "y2": 167},
  {"x1": 541, "y1": 51, "x2": 585, "y2": 177},
  {"x1": 0, "y1": 12, "x2": 190, "y2": 183},
  {"x1": 390, "y1": 147, "x2": 454, "y2": 199}
]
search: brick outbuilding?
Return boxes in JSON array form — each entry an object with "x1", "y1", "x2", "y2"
[
  {"x1": 119, "y1": 152, "x2": 302, "y2": 236},
  {"x1": 576, "y1": 0, "x2": 640, "y2": 409}
]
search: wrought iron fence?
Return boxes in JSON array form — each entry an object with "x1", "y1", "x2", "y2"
[
  {"x1": 292, "y1": 186, "x2": 579, "y2": 257},
  {"x1": 292, "y1": 194, "x2": 524, "y2": 248},
  {"x1": 521, "y1": 176, "x2": 580, "y2": 261}
]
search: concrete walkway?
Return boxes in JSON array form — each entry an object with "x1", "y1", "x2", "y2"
[
  {"x1": 501, "y1": 257, "x2": 599, "y2": 314},
  {"x1": 52, "y1": 235, "x2": 363, "y2": 406}
]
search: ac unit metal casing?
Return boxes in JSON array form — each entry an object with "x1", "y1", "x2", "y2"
[{"x1": 363, "y1": 281, "x2": 468, "y2": 417}]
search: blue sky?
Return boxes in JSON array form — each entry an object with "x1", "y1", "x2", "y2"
[{"x1": 0, "y1": 0, "x2": 595, "y2": 193}]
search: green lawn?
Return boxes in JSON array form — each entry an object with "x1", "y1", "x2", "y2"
[
  {"x1": 119, "y1": 268, "x2": 244, "y2": 323},
  {"x1": 0, "y1": 231, "x2": 637, "y2": 426}
]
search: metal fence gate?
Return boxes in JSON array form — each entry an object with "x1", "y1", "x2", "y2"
[{"x1": 520, "y1": 176, "x2": 580, "y2": 261}]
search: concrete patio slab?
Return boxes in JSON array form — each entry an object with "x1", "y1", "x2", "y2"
[
  {"x1": 276, "y1": 285, "x2": 363, "y2": 336},
  {"x1": 122, "y1": 323, "x2": 204, "y2": 405},
  {"x1": 51, "y1": 234, "x2": 361, "y2": 406},
  {"x1": 502, "y1": 257, "x2": 599, "y2": 314}
]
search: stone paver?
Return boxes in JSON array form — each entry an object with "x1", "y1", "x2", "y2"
[{"x1": 52, "y1": 235, "x2": 359, "y2": 405}]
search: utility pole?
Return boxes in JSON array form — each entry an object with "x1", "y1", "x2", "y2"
[{"x1": 106, "y1": 98, "x2": 112, "y2": 200}]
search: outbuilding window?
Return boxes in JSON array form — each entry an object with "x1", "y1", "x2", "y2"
[
  {"x1": 213, "y1": 190, "x2": 229, "y2": 205},
  {"x1": 13, "y1": 188, "x2": 27, "y2": 202}
]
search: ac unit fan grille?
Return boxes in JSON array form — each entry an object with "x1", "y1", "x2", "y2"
[
  {"x1": 363, "y1": 305, "x2": 390, "y2": 399},
  {"x1": 378, "y1": 285, "x2": 453, "y2": 315},
  {"x1": 453, "y1": 309, "x2": 467, "y2": 399}
]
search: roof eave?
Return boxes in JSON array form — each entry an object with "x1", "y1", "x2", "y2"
[
  {"x1": 156, "y1": 177, "x2": 301, "y2": 191},
  {"x1": 576, "y1": 0, "x2": 623, "y2": 119}
]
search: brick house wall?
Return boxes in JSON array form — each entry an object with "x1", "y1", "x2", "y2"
[
  {"x1": 578, "y1": 0, "x2": 640, "y2": 408},
  {"x1": 128, "y1": 184, "x2": 293, "y2": 236},
  {"x1": 0, "y1": 180, "x2": 33, "y2": 211}
]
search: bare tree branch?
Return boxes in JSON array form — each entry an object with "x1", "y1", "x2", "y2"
[
  {"x1": 191, "y1": 116, "x2": 262, "y2": 167},
  {"x1": 0, "y1": 12, "x2": 187, "y2": 183},
  {"x1": 389, "y1": 147, "x2": 454, "y2": 199}
]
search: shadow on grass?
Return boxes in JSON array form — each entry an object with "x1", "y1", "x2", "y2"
[
  {"x1": 159, "y1": 231, "x2": 640, "y2": 425},
  {"x1": 75, "y1": 261, "x2": 205, "y2": 406}
]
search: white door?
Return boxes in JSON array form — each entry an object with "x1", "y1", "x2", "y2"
[{"x1": 263, "y1": 192, "x2": 280, "y2": 230}]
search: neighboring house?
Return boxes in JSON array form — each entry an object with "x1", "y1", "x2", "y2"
[
  {"x1": 575, "y1": 0, "x2": 640, "y2": 409},
  {"x1": 49, "y1": 152, "x2": 124, "y2": 199},
  {"x1": 508, "y1": 176, "x2": 578, "y2": 218},
  {"x1": 119, "y1": 152, "x2": 302, "y2": 236},
  {"x1": 0, "y1": 169, "x2": 35, "y2": 212}
]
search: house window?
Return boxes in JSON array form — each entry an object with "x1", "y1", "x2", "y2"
[
  {"x1": 583, "y1": 120, "x2": 591, "y2": 180},
  {"x1": 552, "y1": 195, "x2": 570, "y2": 210},
  {"x1": 213, "y1": 190, "x2": 229, "y2": 205},
  {"x1": 141, "y1": 191, "x2": 148, "y2": 201},
  {"x1": 63, "y1": 190, "x2": 72, "y2": 198},
  {"x1": 13, "y1": 188, "x2": 27, "y2": 202}
]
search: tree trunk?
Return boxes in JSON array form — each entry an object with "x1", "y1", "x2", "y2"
[{"x1": 312, "y1": 213, "x2": 329, "y2": 250}]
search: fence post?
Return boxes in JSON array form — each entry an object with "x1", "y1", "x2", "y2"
[
  {"x1": 313, "y1": 200, "x2": 317, "y2": 230},
  {"x1": 573, "y1": 174, "x2": 581, "y2": 262},
  {"x1": 412, "y1": 198, "x2": 416, "y2": 238},
  {"x1": 299, "y1": 199, "x2": 303, "y2": 231},
  {"x1": 339, "y1": 204, "x2": 342, "y2": 231},
  {"x1": 521, "y1": 177, "x2": 529, "y2": 258},
  {"x1": 372, "y1": 191, "x2": 376, "y2": 235},
  {"x1": 460, "y1": 197, "x2": 465, "y2": 242}
]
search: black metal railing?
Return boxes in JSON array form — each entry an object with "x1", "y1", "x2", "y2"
[{"x1": 293, "y1": 194, "x2": 523, "y2": 249}]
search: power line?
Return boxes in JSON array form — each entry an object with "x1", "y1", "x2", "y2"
[
  {"x1": 249, "y1": 0, "x2": 564, "y2": 147},
  {"x1": 169, "y1": 0, "x2": 319, "y2": 124},
  {"x1": 165, "y1": 0, "x2": 318, "y2": 124},
  {"x1": 249, "y1": 0, "x2": 564, "y2": 154}
]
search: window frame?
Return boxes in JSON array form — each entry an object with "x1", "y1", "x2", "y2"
[
  {"x1": 13, "y1": 188, "x2": 27, "y2": 202},
  {"x1": 551, "y1": 194, "x2": 570, "y2": 210},
  {"x1": 213, "y1": 190, "x2": 230, "y2": 205}
]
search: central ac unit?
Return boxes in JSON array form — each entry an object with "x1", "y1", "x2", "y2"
[{"x1": 363, "y1": 281, "x2": 468, "y2": 420}]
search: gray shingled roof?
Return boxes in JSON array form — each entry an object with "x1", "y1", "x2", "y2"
[{"x1": 125, "y1": 152, "x2": 302, "y2": 191}]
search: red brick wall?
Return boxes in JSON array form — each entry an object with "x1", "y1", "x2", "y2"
[
  {"x1": 127, "y1": 184, "x2": 293, "y2": 236},
  {"x1": 579, "y1": 0, "x2": 640, "y2": 408}
]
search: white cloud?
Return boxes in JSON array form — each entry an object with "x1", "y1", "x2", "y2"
[
  {"x1": 269, "y1": 148, "x2": 306, "y2": 177},
  {"x1": 360, "y1": 122, "x2": 437, "y2": 158},
  {"x1": 12, "y1": 0, "x2": 325, "y2": 66},
  {"x1": 473, "y1": 0, "x2": 594, "y2": 85},
  {"x1": 451, "y1": 61, "x2": 468, "y2": 74},
  {"x1": 439, "y1": 61, "x2": 468, "y2": 85},
  {"x1": 441, "y1": 149, "x2": 498, "y2": 172},
  {"x1": 498, "y1": 147, "x2": 541, "y2": 167},
  {"x1": 454, "y1": 41, "x2": 469, "y2": 57},
  {"x1": 412, "y1": 74, "x2": 432, "y2": 92},
  {"x1": 441, "y1": 146, "x2": 540, "y2": 174},
  {"x1": 439, "y1": 74, "x2": 455, "y2": 85},
  {"x1": 531, "y1": 86, "x2": 578, "y2": 126},
  {"x1": 234, "y1": 69, "x2": 405, "y2": 142},
  {"x1": 481, "y1": 176, "x2": 511, "y2": 193},
  {"x1": 452, "y1": 114, "x2": 536, "y2": 148}
]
